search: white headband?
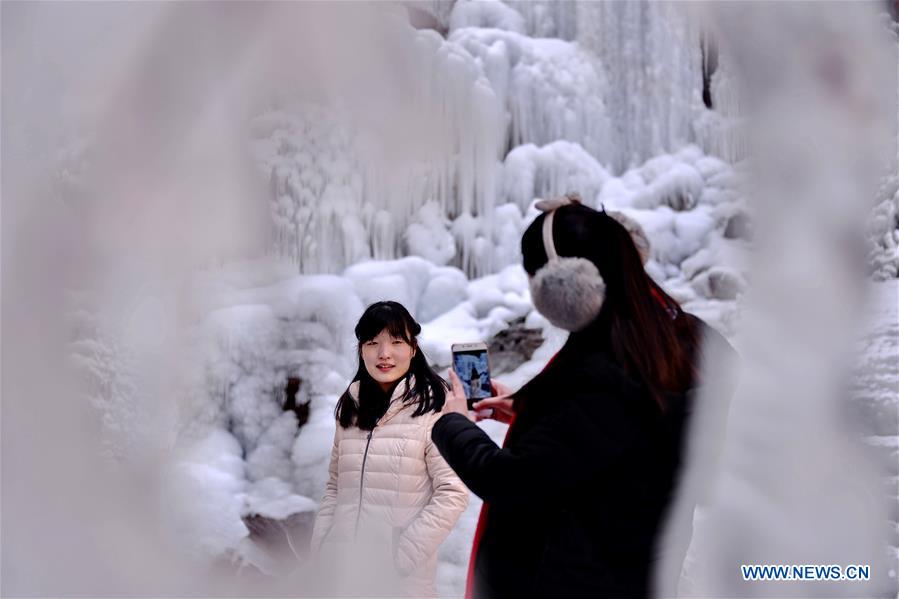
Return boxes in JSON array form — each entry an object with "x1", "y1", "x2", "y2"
[{"x1": 536, "y1": 193, "x2": 582, "y2": 262}]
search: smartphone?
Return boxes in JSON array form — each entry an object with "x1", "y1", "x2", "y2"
[{"x1": 451, "y1": 342, "x2": 493, "y2": 409}]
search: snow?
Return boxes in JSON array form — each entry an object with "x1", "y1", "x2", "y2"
[
  {"x1": 15, "y1": 1, "x2": 818, "y2": 596},
  {"x1": 245, "y1": 477, "x2": 318, "y2": 520},
  {"x1": 343, "y1": 256, "x2": 473, "y2": 324},
  {"x1": 169, "y1": 256, "x2": 548, "y2": 578},
  {"x1": 344, "y1": 257, "x2": 435, "y2": 318},
  {"x1": 867, "y1": 175, "x2": 899, "y2": 280},
  {"x1": 161, "y1": 137, "x2": 754, "y2": 585},
  {"x1": 251, "y1": 20, "x2": 506, "y2": 277},
  {"x1": 502, "y1": 141, "x2": 610, "y2": 213},
  {"x1": 65, "y1": 138, "x2": 750, "y2": 595},
  {"x1": 417, "y1": 264, "x2": 532, "y2": 367},
  {"x1": 513, "y1": 0, "x2": 579, "y2": 40},
  {"x1": 575, "y1": 2, "x2": 704, "y2": 172},
  {"x1": 246, "y1": 412, "x2": 302, "y2": 483},
  {"x1": 239, "y1": 3, "x2": 744, "y2": 283},
  {"x1": 166, "y1": 430, "x2": 250, "y2": 558},
  {"x1": 405, "y1": 201, "x2": 458, "y2": 266},
  {"x1": 694, "y1": 46, "x2": 747, "y2": 164},
  {"x1": 631, "y1": 162, "x2": 705, "y2": 211},
  {"x1": 451, "y1": 27, "x2": 613, "y2": 166},
  {"x1": 585, "y1": 146, "x2": 749, "y2": 324},
  {"x1": 487, "y1": 202, "x2": 525, "y2": 271},
  {"x1": 420, "y1": 268, "x2": 472, "y2": 324},
  {"x1": 161, "y1": 260, "x2": 386, "y2": 565},
  {"x1": 290, "y1": 391, "x2": 342, "y2": 500},
  {"x1": 669, "y1": 6, "x2": 898, "y2": 595},
  {"x1": 449, "y1": 0, "x2": 526, "y2": 34}
]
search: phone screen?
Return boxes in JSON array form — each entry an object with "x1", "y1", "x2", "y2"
[{"x1": 452, "y1": 349, "x2": 492, "y2": 405}]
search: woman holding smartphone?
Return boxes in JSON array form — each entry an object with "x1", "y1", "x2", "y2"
[
  {"x1": 433, "y1": 196, "x2": 736, "y2": 598},
  {"x1": 310, "y1": 301, "x2": 468, "y2": 597}
]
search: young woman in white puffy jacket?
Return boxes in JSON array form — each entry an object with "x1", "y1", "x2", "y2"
[{"x1": 309, "y1": 301, "x2": 469, "y2": 598}]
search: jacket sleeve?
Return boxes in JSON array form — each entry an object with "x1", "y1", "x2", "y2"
[
  {"x1": 309, "y1": 423, "x2": 341, "y2": 553},
  {"x1": 431, "y1": 392, "x2": 640, "y2": 509},
  {"x1": 394, "y1": 413, "x2": 470, "y2": 576}
]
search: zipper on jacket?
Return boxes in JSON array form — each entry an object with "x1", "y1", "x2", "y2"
[{"x1": 354, "y1": 428, "x2": 374, "y2": 538}]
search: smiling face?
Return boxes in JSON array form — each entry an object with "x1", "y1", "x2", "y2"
[{"x1": 360, "y1": 328, "x2": 416, "y2": 392}]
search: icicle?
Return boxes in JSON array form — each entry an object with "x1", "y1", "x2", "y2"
[
  {"x1": 510, "y1": 0, "x2": 579, "y2": 40},
  {"x1": 451, "y1": 28, "x2": 613, "y2": 169},
  {"x1": 575, "y1": 2, "x2": 703, "y2": 172}
]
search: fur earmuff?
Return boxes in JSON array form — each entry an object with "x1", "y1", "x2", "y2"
[
  {"x1": 529, "y1": 256, "x2": 606, "y2": 332},
  {"x1": 529, "y1": 192, "x2": 609, "y2": 331},
  {"x1": 608, "y1": 210, "x2": 651, "y2": 265}
]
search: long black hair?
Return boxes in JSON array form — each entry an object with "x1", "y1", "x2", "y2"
[
  {"x1": 520, "y1": 203, "x2": 698, "y2": 408},
  {"x1": 335, "y1": 301, "x2": 448, "y2": 430}
]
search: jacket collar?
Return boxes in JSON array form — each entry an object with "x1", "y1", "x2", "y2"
[{"x1": 348, "y1": 375, "x2": 416, "y2": 426}]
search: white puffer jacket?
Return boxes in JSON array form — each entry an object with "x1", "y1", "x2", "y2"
[{"x1": 310, "y1": 378, "x2": 469, "y2": 597}]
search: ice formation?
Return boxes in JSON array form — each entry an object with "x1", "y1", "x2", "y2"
[
  {"x1": 253, "y1": 2, "x2": 748, "y2": 280},
  {"x1": 449, "y1": 0, "x2": 525, "y2": 34},
  {"x1": 868, "y1": 174, "x2": 899, "y2": 280},
  {"x1": 502, "y1": 141, "x2": 610, "y2": 214},
  {"x1": 166, "y1": 134, "x2": 749, "y2": 575},
  {"x1": 574, "y1": 2, "x2": 703, "y2": 172},
  {"x1": 168, "y1": 255, "x2": 544, "y2": 578},
  {"x1": 9, "y1": 0, "x2": 798, "y2": 596},
  {"x1": 251, "y1": 24, "x2": 506, "y2": 278},
  {"x1": 450, "y1": 27, "x2": 613, "y2": 165}
]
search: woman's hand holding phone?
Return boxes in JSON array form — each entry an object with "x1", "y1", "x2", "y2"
[
  {"x1": 472, "y1": 381, "x2": 515, "y2": 424},
  {"x1": 445, "y1": 369, "x2": 475, "y2": 421},
  {"x1": 445, "y1": 372, "x2": 515, "y2": 424}
]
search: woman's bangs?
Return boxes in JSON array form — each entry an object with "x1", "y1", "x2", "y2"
[
  {"x1": 356, "y1": 306, "x2": 413, "y2": 344},
  {"x1": 385, "y1": 318, "x2": 413, "y2": 343}
]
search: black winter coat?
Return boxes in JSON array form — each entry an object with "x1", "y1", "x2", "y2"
[{"x1": 432, "y1": 316, "x2": 735, "y2": 598}]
